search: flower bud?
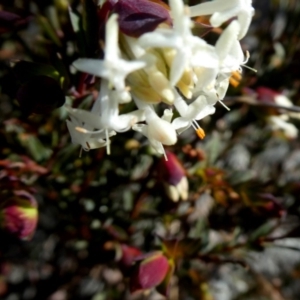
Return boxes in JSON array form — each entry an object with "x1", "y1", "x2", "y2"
[
  {"x1": 158, "y1": 151, "x2": 188, "y2": 202},
  {"x1": 0, "y1": 191, "x2": 38, "y2": 240}
]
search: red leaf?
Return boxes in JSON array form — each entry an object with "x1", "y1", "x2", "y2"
[
  {"x1": 120, "y1": 244, "x2": 142, "y2": 268},
  {"x1": 256, "y1": 87, "x2": 279, "y2": 103},
  {"x1": 130, "y1": 251, "x2": 170, "y2": 292},
  {"x1": 0, "y1": 10, "x2": 31, "y2": 34},
  {"x1": 113, "y1": 0, "x2": 171, "y2": 37}
]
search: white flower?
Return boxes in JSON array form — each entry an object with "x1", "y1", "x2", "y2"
[
  {"x1": 132, "y1": 106, "x2": 177, "y2": 158},
  {"x1": 72, "y1": 14, "x2": 146, "y2": 103},
  {"x1": 66, "y1": 113, "x2": 115, "y2": 152},
  {"x1": 138, "y1": 0, "x2": 218, "y2": 85},
  {"x1": 189, "y1": 0, "x2": 254, "y2": 40},
  {"x1": 269, "y1": 115, "x2": 298, "y2": 139},
  {"x1": 67, "y1": 80, "x2": 145, "y2": 154},
  {"x1": 64, "y1": 0, "x2": 255, "y2": 159},
  {"x1": 172, "y1": 92, "x2": 215, "y2": 135},
  {"x1": 193, "y1": 21, "x2": 248, "y2": 107}
]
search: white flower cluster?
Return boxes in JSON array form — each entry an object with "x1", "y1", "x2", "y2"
[{"x1": 67, "y1": 0, "x2": 254, "y2": 159}]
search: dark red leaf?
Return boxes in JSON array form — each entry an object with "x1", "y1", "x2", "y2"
[
  {"x1": 157, "y1": 259, "x2": 175, "y2": 296},
  {"x1": 16, "y1": 75, "x2": 65, "y2": 115},
  {"x1": 256, "y1": 87, "x2": 279, "y2": 103},
  {"x1": 130, "y1": 251, "x2": 170, "y2": 293},
  {"x1": 113, "y1": 0, "x2": 171, "y2": 37},
  {"x1": 120, "y1": 244, "x2": 142, "y2": 268},
  {"x1": 0, "y1": 10, "x2": 31, "y2": 34}
]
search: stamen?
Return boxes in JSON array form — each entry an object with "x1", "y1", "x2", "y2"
[
  {"x1": 75, "y1": 127, "x2": 104, "y2": 135},
  {"x1": 243, "y1": 51, "x2": 250, "y2": 65},
  {"x1": 196, "y1": 128, "x2": 205, "y2": 139},
  {"x1": 191, "y1": 121, "x2": 206, "y2": 139},
  {"x1": 229, "y1": 77, "x2": 240, "y2": 87},
  {"x1": 242, "y1": 51, "x2": 257, "y2": 73},
  {"x1": 216, "y1": 94, "x2": 230, "y2": 111},
  {"x1": 79, "y1": 147, "x2": 83, "y2": 158},
  {"x1": 105, "y1": 128, "x2": 111, "y2": 155},
  {"x1": 229, "y1": 71, "x2": 241, "y2": 87},
  {"x1": 243, "y1": 64, "x2": 257, "y2": 73},
  {"x1": 163, "y1": 147, "x2": 168, "y2": 161}
]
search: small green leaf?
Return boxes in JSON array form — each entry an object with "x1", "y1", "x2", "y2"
[
  {"x1": 249, "y1": 220, "x2": 277, "y2": 243},
  {"x1": 13, "y1": 61, "x2": 60, "y2": 84},
  {"x1": 36, "y1": 14, "x2": 62, "y2": 47}
]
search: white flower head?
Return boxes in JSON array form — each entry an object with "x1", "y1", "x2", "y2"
[
  {"x1": 67, "y1": 80, "x2": 145, "y2": 154},
  {"x1": 269, "y1": 115, "x2": 298, "y2": 139},
  {"x1": 73, "y1": 14, "x2": 146, "y2": 103},
  {"x1": 190, "y1": 0, "x2": 254, "y2": 40},
  {"x1": 65, "y1": 0, "x2": 255, "y2": 159},
  {"x1": 138, "y1": 0, "x2": 218, "y2": 85}
]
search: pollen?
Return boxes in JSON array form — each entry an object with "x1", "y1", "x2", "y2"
[
  {"x1": 196, "y1": 128, "x2": 205, "y2": 139},
  {"x1": 229, "y1": 71, "x2": 242, "y2": 87}
]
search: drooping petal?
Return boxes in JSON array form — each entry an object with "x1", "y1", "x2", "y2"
[
  {"x1": 170, "y1": 49, "x2": 188, "y2": 85},
  {"x1": 237, "y1": 7, "x2": 254, "y2": 39},
  {"x1": 215, "y1": 20, "x2": 240, "y2": 61},
  {"x1": 210, "y1": 6, "x2": 241, "y2": 27},
  {"x1": 73, "y1": 59, "x2": 106, "y2": 78},
  {"x1": 189, "y1": 0, "x2": 240, "y2": 18},
  {"x1": 138, "y1": 30, "x2": 178, "y2": 49},
  {"x1": 145, "y1": 107, "x2": 177, "y2": 145},
  {"x1": 172, "y1": 117, "x2": 190, "y2": 132}
]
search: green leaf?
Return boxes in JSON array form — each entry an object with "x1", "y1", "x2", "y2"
[
  {"x1": 13, "y1": 61, "x2": 60, "y2": 84},
  {"x1": 36, "y1": 14, "x2": 62, "y2": 47},
  {"x1": 249, "y1": 220, "x2": 277, "y2": 243},
  {"x1": 82, "y1": 0, "x2": 99, "y2": 57}
]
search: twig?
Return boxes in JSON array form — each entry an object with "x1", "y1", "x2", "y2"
[{"x1": 224, "y1": 96, "x2": 300, "y2": 113}]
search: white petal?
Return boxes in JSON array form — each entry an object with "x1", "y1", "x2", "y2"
[
  {"x1": 145, "y1": 108, "x2": 177, "y2": 145},
  {"x1": 195, "y1": 105, "x2": 216, "y2": 121},
  {"x1": 210, "y1": 6, "x2": 241, "y2": 27},
  {"x1": 73, "y1": 59, "x2": 106, "y2": 77},
  {"x1": 237, "y1": 8, "x2": 254, "y2": 39},
  {"x1": 191, "y1": 46, "x2": 219, "y2": 69},
  {"x1": 172, "y1": 117, "x2": 190, "y2": 132},
  {"x1": 216, "y1": 20, "x2": 240, "y2": 60},
  {"x1": 170, "y1": 50, "x2": 188, "y2": 85},
  {"x1": 162, "y1": 109, "x2": 173, "y2": 123},
  {"x1": 138, "y1": 31, "x2": 178, "y2": 49},
  {"x1": 169, "y1": 0, "x2": 184, "y2": 22},
  {"x1": 105, "y1": 14, "x2": 119, "y2": 61},
  {"x1": 67, "y1": 108, "x2": 102, "y2": 128},
  {"x1": 189, "y1": 0, "x2": 240, "y2": 18}
]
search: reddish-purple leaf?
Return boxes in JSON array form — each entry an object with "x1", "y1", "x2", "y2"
[
  {"x1": 130, "y1": 251, "x2": 170, "y2": 293},
  {"x1": 0, "y1": 10, "x2": 31, "y2": 34},
  {"x1": 113, "y1": 0, "x2": 171, "y2": 37},
  {"x1": 120, "y1": 244, "x2": 142, "y2": 268},
  {"x1": 157, "y1": 259, "x2": 175, "y2": 296},
  {"x1": 16, "y1": 75, "x2": 65, "y2": 115},
  {"x1": 256, "y1": 86, "x2": 279, "y2": 103}
]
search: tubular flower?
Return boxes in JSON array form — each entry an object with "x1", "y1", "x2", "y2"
[{"x1": 67, "y1": 0, "x2": 255, "y2": 157}]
